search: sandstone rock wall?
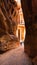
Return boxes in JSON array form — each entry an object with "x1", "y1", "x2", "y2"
[{"x1": 21, "y1": 0, "x2": 37, "y2": 57}]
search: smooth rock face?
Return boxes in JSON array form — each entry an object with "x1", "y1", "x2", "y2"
[
  {"x1": 21, "y1": 0, "x2": 37, "y2": 57},
  {"x1": 32, "y1": 0, "x2": 37, "y2": 14},
  {"x1": 32, "y1": 56, "x2": 37, "y2": 65}
]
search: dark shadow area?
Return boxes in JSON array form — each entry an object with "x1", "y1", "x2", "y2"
[{"x1": 0, "y1": 51, "x2": 6, "y2": 54}]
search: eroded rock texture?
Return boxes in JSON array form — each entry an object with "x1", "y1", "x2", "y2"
[
  {"x1": 0, "y1": 0, "x2": 20, "y2": 51},
  {"x1": 21, "y1": 0, "x2": 37, "y2": 57}
]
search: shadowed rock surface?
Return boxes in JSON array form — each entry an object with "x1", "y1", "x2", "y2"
[{"x1": 21, "y1": 0, "x2": 37, "y2": 58}]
